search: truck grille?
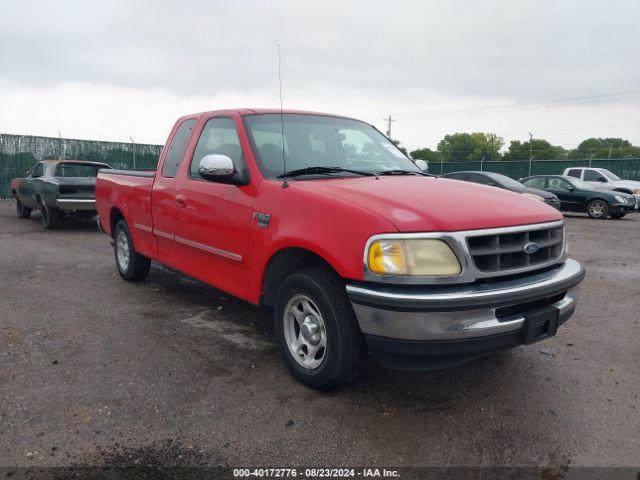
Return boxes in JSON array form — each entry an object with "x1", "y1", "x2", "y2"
[{"x1": 467, "y1": 225, "x2": 564, "y2": 272}]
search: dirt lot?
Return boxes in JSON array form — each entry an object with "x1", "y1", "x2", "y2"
[{"x1": 1, "y1": 199, "x2": 639, "y2": 470}]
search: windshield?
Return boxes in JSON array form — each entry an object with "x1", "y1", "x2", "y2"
[
  {"x1": 55, "y1": 163, "x2": 102, "y2": 177},
  {"x1": 484, "y1": 172, "x2": 524, "y2": 189},
  {"x1": 243, "y1": 114, "x2": 419, "y2": 179},
  {"x1": 565, "y1": 176, "x2": 593, "y2": 189},
  {"x1": 600, "y1": 169, "x2": 621, "y2": 181}
]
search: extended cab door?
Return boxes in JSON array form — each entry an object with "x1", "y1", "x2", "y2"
[
  {"x1": 170, "y1": 114, "x2": 254, "y2": 300},
  {"x1": 151, "y1": 117, "x2": 198, "y2": 265}
]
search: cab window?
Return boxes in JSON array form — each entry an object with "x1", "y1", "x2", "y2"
[
  {"x1": 567, "y1": 169, "x2": 581, "y2": 178},
  {"x1": 584, "y1": 169, "x2": 605, "y2": 182},
  {"x1": 189, "y1": 117, "x2": 243, "y2": 179},
  {"x1": 162, "y1": 119, "x2": 197, "y2": 178},
  {"x1": 31, "y1": 163, "x2": 45, "y2": 178}
]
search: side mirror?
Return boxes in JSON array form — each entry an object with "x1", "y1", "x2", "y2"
[
  {"x1": 26, "y1": 170, "x2": 32, "y2": 177},
  {"x1": 598, "y1": 177, "x2": 607, "y2": 183},
  {"x1": 414, "y1": 159, "x2": 429, "y2": 172},
  {"x1": 199, "y1": 154, "x2": 235, "y2": 181},
  {"x1": 567, "y1": 186, "x2": 575, "y2": 191}
]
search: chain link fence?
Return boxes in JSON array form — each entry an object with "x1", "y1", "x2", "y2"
[
  {"x1": 430, "y1": 158, "x2": 640, "y2": 181},
  {"x1": 0, "y1": 133, "x2": 163, "y2": 198}
]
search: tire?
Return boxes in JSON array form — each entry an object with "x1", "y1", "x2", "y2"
[
  {"x1": 274, "y1": 268, "x2": 367, "y2": 390},
  {"x1": 610, "y1": 212, "x2": 626, "y2": 219},
  {"x1": 39, "y1": 198, "x2": 60, "y2": 229},
  {"x1": 113, "y1": 220, "x2": 151, "y2": 282},
  {"x1": 587, "y1": 199, "x2": 609, "y2": 219},
  {"x1": 16, "y1": 199, "x2": 32, "y2": 219}
]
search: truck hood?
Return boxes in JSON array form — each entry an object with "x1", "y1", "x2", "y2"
[
  {"x1": 295, "y1": 176, "x2": 562, "y2": 232},
  {"x1": 609, "y1": 180, "x2": 640, "y2": 190}
]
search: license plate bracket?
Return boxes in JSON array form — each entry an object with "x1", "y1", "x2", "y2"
[{"x1": 523, "y1": 307, "x2": 560, "y2": 345}]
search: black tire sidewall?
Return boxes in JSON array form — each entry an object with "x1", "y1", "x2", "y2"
[
  {"x1": 114, "y1": 221, "x2": 135, "y2": 279},
  {"x1": 274, "y1": 269, "x2": 360, "y2": 389}
]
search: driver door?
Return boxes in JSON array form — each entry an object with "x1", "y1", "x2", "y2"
[{"x1": 171, "y1": 115, "x2": 254, "y2": 300}]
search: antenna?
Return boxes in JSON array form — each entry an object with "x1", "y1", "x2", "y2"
[{"x1": 278, "y1": 44, "x2": 288, "y2": 188}]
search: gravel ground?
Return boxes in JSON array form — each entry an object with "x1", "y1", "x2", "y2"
[{"x1": 1, "y1": 199, "x2": 639, "y2": 470}]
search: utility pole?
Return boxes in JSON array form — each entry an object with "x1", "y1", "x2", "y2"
[
  {"x1": 528, "y1": 132, "x2": 533, "y2": 176},
  {"x1": 383, "y1": 115, "x2": 395, "y2": 138},
  {"x1": 58, "y1": 130, "x2": 63, "y2": 160},
  {"x1": 130, "y1": 136, "x2": 137, "y2": 170},
  {"x1": 608, "y1": 144, "x2": 612, "y2": 160}
]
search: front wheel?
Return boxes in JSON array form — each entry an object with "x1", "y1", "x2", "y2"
[
  {"x1": 274, "y1": 268, "x2": 367, "y2": 390},
  {"x1": 113, "y1": 220, "x2": 151, "y2": 282},
  {"x1": 16, "y1": 199, "x2": 32, "y2": 219},
  {"x1": 587, "y1": 199, "x2": 609, "y2": 219}
]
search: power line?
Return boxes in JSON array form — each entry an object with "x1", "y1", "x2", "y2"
[{"x1": 393, "y1": 89, "x2": 640, "y2": 120}]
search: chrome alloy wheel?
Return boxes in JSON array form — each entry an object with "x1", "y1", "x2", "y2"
[
  {"x1": 588, "y1": 200, "x2": 606, "y2": 218},
  {"x1": 116, "y1": 230, "x2": 131, "y2": 271},
  {"x1": 283, "y1": 294, "x2": 327, "y2": 370}
]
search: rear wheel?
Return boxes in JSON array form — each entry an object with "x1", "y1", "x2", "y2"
[
  {"x1": 274, "y1": 268, "x2": 367, "y2": 390},
  {"x1": 587, "y1": 199, "x2": 609, "y2": 219},
  {"x1": 114, "y1": 220, "x2": 151, "y2": 282},
  {"x1": 16, "y1": 199, "x2": 32, "y2": 219},
  {"x1": 39, "y1": 198, "x2": 60, "y2": 229}
]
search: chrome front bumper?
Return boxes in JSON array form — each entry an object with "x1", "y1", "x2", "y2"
[{"x1": 346, "y1": 259, "x2": 585, "y2": 342}]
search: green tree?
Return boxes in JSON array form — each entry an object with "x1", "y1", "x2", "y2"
[
  {"x1": 410, "y1": 147, "x2": 440, "y2": 162},
  {"x1": 502, "y1": 139, "x2": 566, "y2": 161},
  {"x1": 568, "y1": 138, "x2": 640, "y2": 159},
  {"x1": 436, "y1": 132, "x2": 504, "y2": 162}
]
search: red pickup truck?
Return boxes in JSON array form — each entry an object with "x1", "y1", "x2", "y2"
[{"x1": 96, "y1": 109, "x2": 585, "y2": 389}]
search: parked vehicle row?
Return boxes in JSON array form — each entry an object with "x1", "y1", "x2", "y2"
[
  {"x1": 10, "y1": 159, "x2": 111, "y2": 228},
  {"x1": 437, "y1": 168, "x2": 638, "y2": 220}
]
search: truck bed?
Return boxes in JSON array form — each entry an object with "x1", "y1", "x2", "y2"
[{"x1": 95, "y1": 169, "x2": 155, "y2": 242}]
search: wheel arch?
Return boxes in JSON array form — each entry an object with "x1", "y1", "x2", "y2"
[
  {"x1": 260, "y1": 247, "x2": 341, "y2": 308},
  {"x1": 109, "y1": 207, "x2": 126, "y2": 237}
]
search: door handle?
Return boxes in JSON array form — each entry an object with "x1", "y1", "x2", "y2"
[{"x1": 175, "y1": 195, "x2": 188, "y2": 208}]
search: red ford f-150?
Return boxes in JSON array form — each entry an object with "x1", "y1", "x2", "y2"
[{"x1": 96, "y1": 109, "x2": 585, "y2": 389}]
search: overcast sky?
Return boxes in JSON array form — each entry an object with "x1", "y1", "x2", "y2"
[{"x1": 1, "y1": 0, "x2": 639, "y2": 150}]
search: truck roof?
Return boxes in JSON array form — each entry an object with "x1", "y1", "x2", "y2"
[{"x1": 176, "y1": 108, "x2": 362, "y2": 123}]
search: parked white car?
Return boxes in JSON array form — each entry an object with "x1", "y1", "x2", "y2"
[{"x1": 563, "y1": 167, "x2": 640, "y2": 200}]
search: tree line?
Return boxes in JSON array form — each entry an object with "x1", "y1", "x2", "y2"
[{"x1": 406, "y1": 135, "x2": 640, "y2": 162}]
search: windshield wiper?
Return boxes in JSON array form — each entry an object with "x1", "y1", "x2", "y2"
[
  {"x1": 277, "y1": 166, "x2": 376, "y2": 179},
  {"x1": 375, "y1": 169, "x2": 434, "y2": 177}
]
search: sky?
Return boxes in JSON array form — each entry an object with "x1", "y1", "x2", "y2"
[{"x1": 1, "y1": 0, "x2": 639, "y2": 151}]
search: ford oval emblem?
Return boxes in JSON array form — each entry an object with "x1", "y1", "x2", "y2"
[{"x1": 524, "y1": 242, "x2": 540, "y2": 254}]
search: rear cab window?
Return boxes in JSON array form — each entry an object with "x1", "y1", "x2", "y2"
[
  {"x1": 566, "y1": 169, "x2": 582, "y2": 178},
  {"x1": 162, "y1": 119, "x2": 197, "y2": 178}
]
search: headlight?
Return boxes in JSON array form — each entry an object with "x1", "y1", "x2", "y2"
[
  {"x1": 614, "y1": 195, "x2": 626, "y2": 203},
  {"x1": 522, "y1": 193, "x2": 545, "y2": 202},
  {"x1": 634, "y1": 188, "x2": 640, "y2": 195},
  {"x1": 367, "y1": 238, "x2": 461, "y2": 276}
]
